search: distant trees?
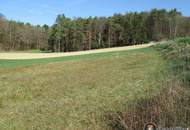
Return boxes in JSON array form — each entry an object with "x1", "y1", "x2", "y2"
[
  {"x1": 0, "y1": 9, "x2": 190, "y2": 51},
  {"x1": 0, "y1": 17, "x2": 49, "y2": 51},
  {"x1": 168, "y1": 9, "x2": 181, "y2": 39},
  {"x1": 178, "y1": 17, "x2": 190, "y2": 37},
  {"x1": 149, "y1": 9, "x2": 169, "y2": 40},
  {"x1": 47, "y1": 8, "x2": 190, "y2": 52}
]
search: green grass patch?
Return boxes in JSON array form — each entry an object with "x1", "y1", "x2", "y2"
[{"x1": 0, "y1": 47, "x2": 152, "y2": 68}]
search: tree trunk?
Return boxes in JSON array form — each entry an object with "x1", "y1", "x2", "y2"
[
  {"x1": 108, "y1": 28, "x2": 111, "y2": 48},
  {"x1": 98, "y1": 32, "x2": 101, "y2": 48},
  {"x1": 88, "y1": 32, "x2": 91, "y2": 50},
  {"x1": 174, "y1": 19, "x2": 178, "y2": 39}
]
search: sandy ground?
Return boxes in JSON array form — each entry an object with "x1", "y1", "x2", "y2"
[{"x1": 0, "y1": 43, "x2": 153, "y2": 60}]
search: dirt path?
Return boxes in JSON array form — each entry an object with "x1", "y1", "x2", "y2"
[{"x1": 0, "y1": 43, "x2": 153, "y2": 60}]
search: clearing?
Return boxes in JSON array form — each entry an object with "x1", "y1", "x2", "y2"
[{"x1": 0, "y1": 46, "x2": 166, "y2": 130}]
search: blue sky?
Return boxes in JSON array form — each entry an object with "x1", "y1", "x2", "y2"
[{"x1": 0, "y1": 0, "x2": 189, "y2": 26}]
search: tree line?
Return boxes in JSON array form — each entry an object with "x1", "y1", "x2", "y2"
[
  {"x1": 0, "y1": 16, "x2": 48, "y2": 51},
  {"x1": 0, "y1": 9, "x2": 190, "y2": 52}
]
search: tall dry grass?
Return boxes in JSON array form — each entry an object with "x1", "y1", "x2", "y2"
[{"x1": 107, "y1": 37, "x2": 190, "y2": 130}]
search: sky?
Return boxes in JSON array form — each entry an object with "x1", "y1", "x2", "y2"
[{"x1": 0, "y1": 0, "x2": 190, "y2": 26}]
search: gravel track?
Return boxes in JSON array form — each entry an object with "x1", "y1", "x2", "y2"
[{"x1": 0, "y1": 43, "x2": 153, "y2": 60}]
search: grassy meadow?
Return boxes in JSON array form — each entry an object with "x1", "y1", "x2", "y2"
[{"x1": 0, "y1": 47, "x2": 167, "y2": 130}]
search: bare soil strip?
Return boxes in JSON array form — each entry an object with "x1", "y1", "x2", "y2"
[{"x1": 0, "y1": 43, "x2": 153, "y2": 60}]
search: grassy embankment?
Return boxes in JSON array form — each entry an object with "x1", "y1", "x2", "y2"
[{"x1": 118, "y1": 38, "x2": 190, "y2": 130}]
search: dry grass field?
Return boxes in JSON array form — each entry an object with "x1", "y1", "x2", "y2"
[{"x1": 0, "y1": 47, "x2": 167, "y2": 130}]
